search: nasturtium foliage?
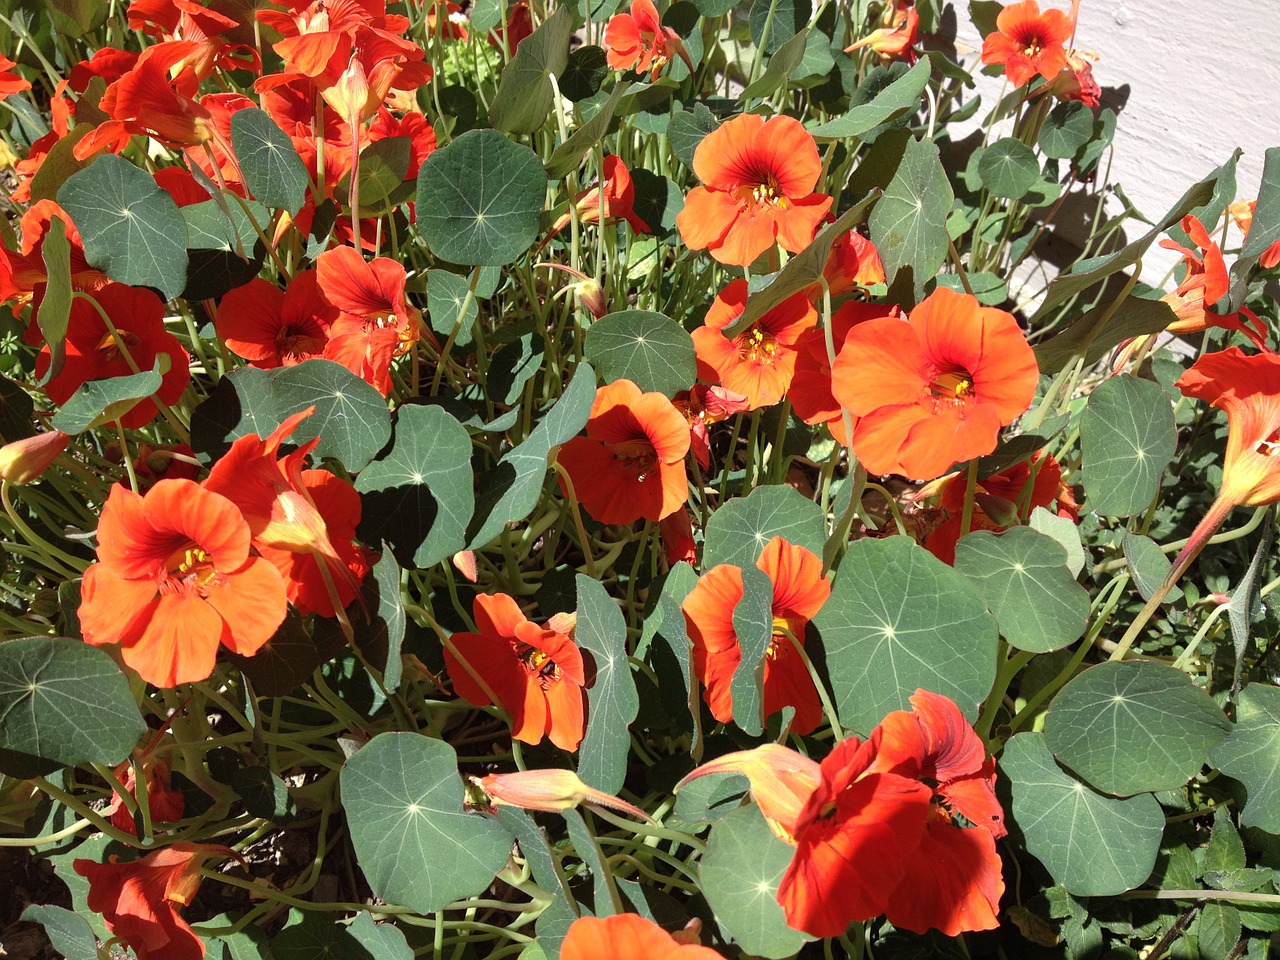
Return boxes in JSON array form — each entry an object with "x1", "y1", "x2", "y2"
[
  {"x1": 816, "y1": 537, "x2": 999, "y2": 735},
  {"x1": 417, "y1": 129, "x2": 548, "y2": 266},
  {"x1": 20, "y1": 905, "x2": 97, "y2": 960},
  {"x1": 340, "y1": 732, "x2": 513, "y2": 913},
  {"x1": 355, "y1": 404, "x2": 473, "y2": 569},
  {"x1": 489, "y1": 7, "x2": 573, "y2": 134},
  {"x1": 701, "y1": 805, "x2": 810, "y2": 958},
  {"x1": 954, "y1": 526, "x2": 1090, "y2": 653},
  {"x1": 1039, "y1": 101, "x2": 1096, "y2": 160},
  {"x1": 1123, "y1": 532, "x2": 1182, "y2": 603},
  {"x1": 50, "y1": 362, "x2": 162, "y2": 435},
  {"x1": 1209, "y1": 683, "x2": 1280, "y2": 833},
  {"x1": 729, "y1": 563, "x2": 773, "y2": 736},
  {"x1": 427, "y1": 268, "x2": 479, "y2": 348},
  {"x1": 575, "y1": 574, "x2": 639, "y2": 794},
  {"x1": 231, "y1": 108, "x2": 308, "y2": 216},
  {"x1": 978, "y1": 137, "x2": 1040, "y2": 199},
  {"x1": 1044, "y1": 660, "x2": 1231, "y2": 796},
  {"x1": 1081, "y1": 375, "x2": 1177, "y2": 517},
  {"x1": 1002, "y1": 732, "x2": 1164, "y2": 896},
  {"x1": 58, "y1": 154, "x2": 188, "y2": 300},
  {"x1": 0, "y1": 637, "x2": 145, "y2": 772},
  {"x1": 702, "y1": 483, "x2": 824, "y2": 570},
  {"x1": 37, "y1": 217, "x2": 72, "y2": 386},
  {"x1": 869, "y1": 135, "x2": 954, "y2": 298},
  {"x1": 584, "y1": 310, "x2": 696, "y2": 398}
]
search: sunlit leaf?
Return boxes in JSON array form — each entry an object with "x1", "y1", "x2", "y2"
[
  {"x1": 576, "y1": 574, "x2": 639, "y2": 794},
  {"x1": 1080, "y1": 375, "x2": 1176, "y2": 517},
  {"x1": 490, "y1": 7, "x2": 573, "y2": 134},
  {"x1": 231, "y1": 108, "x2": 309, "y2": 216},
  {"x1": 703, "y1": 484, "x2": 824, "y2": 570},
  {"x1": 868, "y1": 135, "x2": 953, "y2": 298},
  {"x1": 584, "y1": 310, "x2": 695, "y2": 398}
]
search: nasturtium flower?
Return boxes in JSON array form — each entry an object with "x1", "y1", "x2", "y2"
[
  {"x1": 562, "y1": 914, "x2": 725, "y2": 960},
  {"x1": 604, "y1": 0, "x2": 686, "y2": 80},
  {"x1": 0, "y1": 200, "x2": 108, "y2": 306},
  {"x1": 980, "y1": 0, "x2": 1072, "y2": 88},
  {"x1": 676, "y1": 113, "x2": 833, "y2": 268},
  {"x1": 820, "y1": 228, "x2": 886, "y2": 298},
  {"x1": 74, "y1": 843, "x2": 230, "y2": 960},
  {"x1": 831, "y1": 286, "x2": 1039, "y2": 480},
  {"x1": 216, "y1": 271, "x2": 337, "y2": 369},
  {"x1": 672, "y1": 383, "x2": 751, "y2": 470},
  {"x1": 80, "y1": 479, "x2": 288, "y2": 688},
  {"x1": 0, "y1": 54, "x2": 31, "y2": 99},
  {"x1": 692, "y1": 280, "x2": 817, "y2": 410},
  {"x1": 682, "y1": 536, "x2": 830, "y2": 735},
  {"x1": 444, "y1": 593, "x2": 586, "y2": 751},
  {"x1": 1231, "y1": 199, "x2": 1280, "y2": 270},
  {"x1": 102, "y1": 756, "x2": 185, "y2": 833},
  {"x1": 0, "y1": 430, "x2": 70, "y2": 485},
  {"x1": 556, "y1": 379, "x2": 690, "y2": 525},
  {"x1": 35, "y1": 283, "x2": 191, "y2": 430},
  {"x1": 844, "y1": 1, "x2": 919, "y2": 63}
]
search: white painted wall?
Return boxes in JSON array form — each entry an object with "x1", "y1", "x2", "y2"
[{"x1": 947, "y1": 0, "x2": 1280, "y2": 281}]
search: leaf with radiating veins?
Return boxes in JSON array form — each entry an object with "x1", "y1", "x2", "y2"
[
  {"x1": 868, "y1": 135, "x2": 953, "y2": 297},
  {"x1": 575, "y1": 575, "x2": 638, "y2": 794},
  {"x1": 1210, "y1": 683, "x2": 1280, "y2": 833},
  {"x1": 231, "y1": 108, "x2": 308, "y2": 216},
  {"x1": 584, "y1": 310, "x2": 695, "y2": 398}
]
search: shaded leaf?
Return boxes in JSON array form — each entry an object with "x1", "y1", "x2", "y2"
[
  {"x1": 490, "y1": 7, "x2": 573, "y2": 134},
  {"x1": 576, "y1": 574, "x2": 639, "y2": 794},
  {"x1": 37, "y1": 217, "x2": 73, "y2": 386},
  {"x1": 546, "y1": 82, "x2": 628, "y2": 180},
  {"x1": 868, "y1": 136, "x2": 953, "y2": 298},
  {"x1": 50, "y1": 361, "x2": 163, "y2": 434},
  {"x1": 1210, "y1": 682, "x2": 1280, "y2": 833},
  {"x1": 810, "y1": 56, "x2": 930, "y2": 140},
  {"x1": 1034, "y1": 292, "x2": 1180, "y2": 374},
  {"x1": 729, "y1": 564, "x2": 773, "y2": 736},
  {"x1": 977, "y1": 137, "x2": 1040, "y2": 200},
  {"x1": 20, "y1": 904, "x2": 97, "y2": 960}
]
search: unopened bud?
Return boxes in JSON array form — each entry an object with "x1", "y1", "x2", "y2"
[
  {"x1": 574, "y1": 279, "x2": 606, "y2": 320},
  {"x1": 475, "y1": 769, "x2": 651, "y2": 821},
  {"x1": 0, "y1": 431, "x2": 70, "y2": 484}
]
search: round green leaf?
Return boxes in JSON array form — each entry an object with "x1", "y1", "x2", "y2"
[
  {"x1": 231, "y1": 107, "x2": 308, "y2": 216},
  {"x1": 1002, "y1": 732, "x2": 1164, "y2": 896},
  {"x1": 1045, "y1": 660, "x2": 1231, "y2": 796},
  {"x1": 869, "y1": 135, "x2": 954, "y2": 296},
  {"x1": 355, "y1": 404, "x2": 474, "y2": 569},
  {"x1": 417, "y1": 129, "x2": 547, "y2": 266},
  {"x1": 341, "y1": 732, "x2": 513, "y2": 912},
  {"x1": 815, "y1": 537, "x2": 998, "y2": 735},
  {"x1": 21, "y1": 905, "x2": 97, "y2": 960},
  {"x1": 559, "y1": 45, "x2": 609, "y2": 102},
  {"x1": 977, "y1": 137, "x2": 1040, "y2": 200},
  {"x1": 575, "y1": 574, "x2": 639, "y2": 794},
  {"x1": 1038, "y1": 101, "x2": 1096, "y2": 160},
  {"x1": 50, "y1": 363, "x2": 163, "y2": 435},
  {"x1": 584, "y1": 310, "x2": 695, "y2": 398},
  {"x1": 58, "y1": 154, "x2": 188, "y2": 300},
  {"x1": 1210, "y1": 682, "x2": 1280, "y2": 833},
  {"x1": 701, "y1": 805, "x2": 811, "y2": 958},
  {"x1": 268, "y1": 359, "x2": 393, "y2": 472},
  {"x1": 702, "y1": 484, "x2": 825, "y2": 570},
  {"x1": 1081, "y1": 375, "x2": 1177, "y2": 517},
  {"x1": 954, "y1": 526, "x2": 1090, "y2": 652},
  {"x1": 0, "y1": 637, "x2": 145, "y2": 771}
]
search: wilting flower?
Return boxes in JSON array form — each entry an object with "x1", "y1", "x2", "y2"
[
  {"x1": 74, "y1": 843, "x2": 230, "y2": 960},
  {"x1": 0, "y1": 430, "x2": 70, "y2": 485},
  {"x1": 604, "y1": 0, "x2": 687, "y2": 80},
  {"x1": 35, "y1": 283, "x2": 191, "y2": 430},
  {"x1": 677, "y1": 114, "x2": 832, "y2": 268},
  {"x1": 980, "y1": 0, "x2": 1072, "y2": 88},
  {"x1": 557, "y1": 379, "x2": 690, "y2": 525},
  {"x1": 216, "y1": 271, "x2": 338, "y2": 368},
  {"x1": 845, "y1": 1, "x2": 919, "y2": 63},
  {"x1": 204, "y1": 408, "x2": 370, "y2": 618},
  {"x1": 316, "y1": 245, "x2": 423, "y2": 396},
  {"x1": 474, "y1": 768, "x2": 649, "y2": 820},
  {"x1": 921, "y1": 451, "x2": 1078, "y2": 564},
  {"x1": 444, "y1": 593, "x2": 586, "y2": 750},
  {"x1": 831, "y1": 286, "x2": 1039, "y2": 480},
  {"x1": 562, "y1": 914, "x2": 725, "y2": 960},
  {"x1": 683, "y1": 536, "x2": 830, "y2": 735},
  {"x1": 671, "y1": 384, "x2": 751, "y2": 470},
  {"x1": 678, "y1": 690, "x2": 1004, "y2": 939},
  {"x1": 693, "y1": 280, "x2": 817, "y2": 410},
  {"x1": 102, "y1": 756, "x2": 186, "y2": 833},
  {"x1": 660, "y1": 505, "x2": 698, "y2": 566},
  {"x1": 1230, "y1": 199, "x2": 1280, "y2": 270},
  {"x1": 79, "y1": 479, "x2": 289, "y2": 687}
]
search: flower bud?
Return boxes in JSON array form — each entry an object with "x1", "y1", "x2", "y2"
[
  {"x1": 0, "y1": 431, "x2": 70, "y2": 484},
  {"x1": 475, "y1": 769, "x2": 651, "y2": 821}
]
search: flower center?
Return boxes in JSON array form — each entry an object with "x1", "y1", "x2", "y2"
[
  {"x1": 736, "y1": 176, "x2": 790, "y2": 210},
  {"x1": 768, "y1": 615, "x2": 794, "y2": 661},
  {"x1": 1014, "y1": 26, "x2": 1048, "y2": 58},
  {"x1": 612, "y1": 438, "x2": 659, "y2": 482},
  {"x1": 1256, "y1": 429, "x2": 1280, "y2": 457},
  {"x1": 518, "y1": 645, "x2": 560, "y2": 686},
  {"x1": 160, "y1": 545, "x2": 220, "y2": 596},
  {"x1": 928, "y1": 369, "x2": 975, "y2": 410},
  {"x1": 736, "y1": 326, "x2": 779, "y2": 364},
  {"x1": 276, "y1": 326, "x2": 324, "y2": 361},
  {"x1": 95, "y1": 330, "x2": 140, "y2": 364}
]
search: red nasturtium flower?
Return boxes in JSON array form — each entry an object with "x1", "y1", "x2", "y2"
[
  {"x1": 216, "y1": 270, "x2": 338, "y2": 368},
  {"x1": 476, "y1": 769, "x2": 649, "y2": 819},
  {"x1": 844, "y1": 1, "x2": 919, "y2": 63},
  {"x1": 444, "y1": 593, "x2": 586, "y2": 750},
  {"x1": 679, "y1": 690, "x2": 1004, "y2": 939},
  {"x1": 556, "y1": 379, "x2": 691, "y2": 525},
  {"x1": 819, "y1": 228, "x2": 886, "y2": 298},
  {"x1": 1155, "y1": 215, "x2": 1268, "y2": 348},
  {"x1": 35, "y1": 283, "x2": 191, "y2": 430},
  {"x1": 604, "y1": 0, "x2": 686, "y2": 80},
  {"x1": 562, "y1": 914, "x2": 725, "y2": 960},
  {"x1": 80, "y1": 479, "x2": 288, "y2": 687},
  {"x1": 74, "y1": 842, "x2": 230, "y2": 960},
  {"x1": 980, "y1": 0, "x2": 1072, "y2": 88},
  {"x1": 677, "y1": 114, "x2": 833, "y2": 268},
  {"x1": 830, "y1": 286, "x2": 1039, "y2": 480},
  {"x1": 693, "y1": 280, "x2": 818, "y2": 410},
  {"x1": 683, "y1": 536, "x2": 830, "y2": 735},
  {"x1": 103, "y1": 756, "x2": 186, "y2": 833},
  {"x1": 0, "y1": 54, "x2": 31, "y2": 99}
]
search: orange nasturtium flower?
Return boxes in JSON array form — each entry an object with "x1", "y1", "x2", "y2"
[
  {"x1": 830, "y1": 286, "x2": 1039, "y2": 480},
  {"x1": 676, "y1": 113, "x2": 833, "y2": 268},
  {"x1": 444, "y1": 593, "x2": 586, "y2": 750},
  {"x1": 682, "y1": 536, "x2": 831, "y2": 735},
  {"x1": 980, "y1": 0, "x2": 1072, "y2": 88},
  {"x1": 215, "y1": 269, "x2": 338, "y2": 369},
  {"x1": 556, "y1": 379, "x2": 691, "y2": 525},
  {"x1": 604, "y1": 0, "x2": 687, "y2": 81},
  {"x1": 692, "y1": 280, "x2": 818, "y2": 410},
  {"x1": 0, "y1": 54, "x2": 31, "y2": 99},
  {"x1": 79, "y1": 479, "x2": 288, "y2": 687},
  {"x1": 1230, "y1": 199, "x2": 1280, "y2": 270},
  {"x1": 75, "y1": 843, "x2": 231, "y2": 960},
  {"x1": 679, "y1": 690, "x2": 1005, "y2": 939},
  {"x1": 562, "y1": 914, "x2": 725, "y2": 960},
  {"x1": 844, "y1": 1, "x2": 919, "y2": 64}
]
